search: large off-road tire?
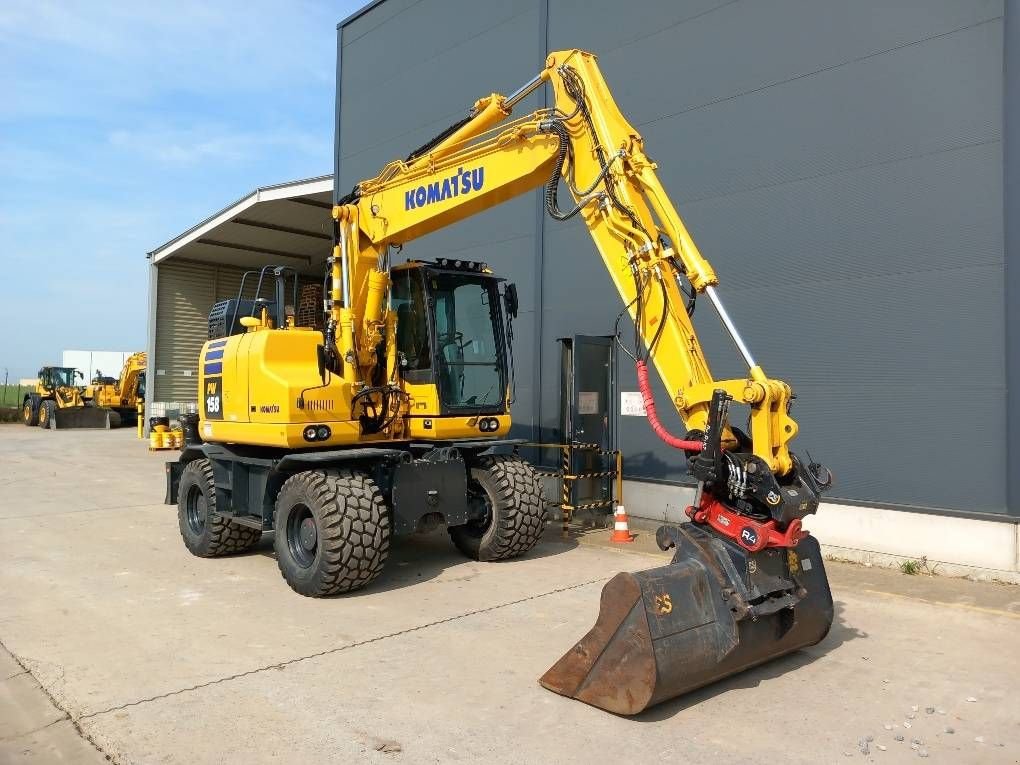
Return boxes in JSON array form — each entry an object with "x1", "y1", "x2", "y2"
[
  {"x1": 178, "y1": 459, "x2": 261, "y2": 557},
  {"x1": 108, "y1": 410, "x2": 122, "y2": 428},
  {"x1": 274, "y1": 469, "x2": 390, "y2": 597},
  {"x1": 450, "y1": 455, "x2": 545, "y2": 562},
  {"x1": 22, "y1": 400, "x2": 38, "y2": 426},
  {"x1": 38, "y1": 400, "x2": 56, "y2": 429}
]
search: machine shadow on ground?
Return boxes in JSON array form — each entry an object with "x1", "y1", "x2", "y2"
[
  {"x1": 633, "y1": 600, "x2": 865, "y2": 722},
  {"x1": 246, "y1": 525, "x2": 579, "y2": 598}
]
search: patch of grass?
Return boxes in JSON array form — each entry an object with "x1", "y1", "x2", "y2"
[
  {"x1": 900, "y1": 559, "x2": 921, "y2": 575},
  {"x1": 0, "y1": 384, "x2": 29, "y2": 408},
  {"x1": 899, "y1": 555, "x2": 939, "y2": 576}
]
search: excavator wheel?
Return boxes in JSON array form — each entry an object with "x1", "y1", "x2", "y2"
[
  {"x1": 22, "y1": 400, "x2": 38, "y2": 427},
  {"x1": 449, "y1": 455, "x2": 545, "y2": 562},
  {"x1": 273, "y1": 468, "x2": 390, "y2": 597},
  {"x1": 38, "y1": 401, "x2": 55, "y2": 429},
  {"x1": 178, "y1": 459, "x2": 261, "y2": 557}
]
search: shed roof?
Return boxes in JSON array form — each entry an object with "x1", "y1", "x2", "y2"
[{"x1": 148, "y1": 175, "x2": 333, "y2": 273}]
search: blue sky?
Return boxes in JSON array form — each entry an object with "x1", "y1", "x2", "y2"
[{"x1": 0, "y1": 1, "x2": 360, "y2": 381}]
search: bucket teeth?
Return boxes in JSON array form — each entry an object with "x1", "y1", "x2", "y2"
[{"x1": 539, "y1": 524, "x2": 834, "y2": 715}]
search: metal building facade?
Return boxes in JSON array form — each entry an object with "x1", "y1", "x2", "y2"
[{"x1": 337, "y1": 0, "x2": 1017, "y2": 517}]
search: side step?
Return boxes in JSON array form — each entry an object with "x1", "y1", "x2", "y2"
[{"x1": 215, "y1": 511, "x2": 264, "y2": 530}]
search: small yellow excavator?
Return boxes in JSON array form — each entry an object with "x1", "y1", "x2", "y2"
[
  {"x1": 85, "y1": 351, "x2": 146, "y2": 427},
  {"x1": 22, "y1": 366, "x2": 113, "y2": 429},
  {"x1": 166, "y1": 49, "x2": 834, "y2": 714}
]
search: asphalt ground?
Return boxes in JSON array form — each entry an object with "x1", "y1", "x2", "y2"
[{"x1": 1, "y1": 426, "x2": 1018, "y2": 764}]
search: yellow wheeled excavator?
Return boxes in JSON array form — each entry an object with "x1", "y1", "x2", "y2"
[
  {"x1": 165, "y1": 49, "x2": 834, "y2": 715},
  {"x1": 85, "y1": 351, "x2": 146, "y2": 427},
  {"x1": 22, "y1": 366, "x2": 113, "y2": 429}
]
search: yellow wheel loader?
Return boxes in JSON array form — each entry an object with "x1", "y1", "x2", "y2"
[
  {"x1": 85, "y1": 352, "x2": 146, "y2": 427},
  {"x1": 165, "y1": 49, "x2": 834, "y2": 714},
  {"x1": 22, "y1": 366, "x2": 113, "y2": 430}
]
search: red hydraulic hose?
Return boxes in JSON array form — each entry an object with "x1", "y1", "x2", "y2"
[{"x1": 635, "y1": 360, "x2": 703, "y2": 452}]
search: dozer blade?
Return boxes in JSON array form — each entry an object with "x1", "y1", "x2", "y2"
[
  {"x1": 52, "y1": 407, "x2": 113, "y2": 429},
  {"x1": 539, "y1": 523, "x2": 833, "y2": 715}
]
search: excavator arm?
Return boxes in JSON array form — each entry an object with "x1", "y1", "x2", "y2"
[
  {"x1": 114, "y1": 352, "x2": 147, "y2": 405},
  {"x1": 334, "y1": 49, "x2": 801, "y2": 477},
  {"x1": 329, "y1": 51, "x2": 835, "y2": 715}
]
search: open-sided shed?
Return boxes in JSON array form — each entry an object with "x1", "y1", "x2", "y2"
[{"x1": 146, "y1": 175, "x2": 332, "y2": 413}]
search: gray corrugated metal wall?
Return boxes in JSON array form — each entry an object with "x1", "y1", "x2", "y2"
[
  {"x1": 337, "y1": 0, "x2": 1011, "y2": 515},
  {"x1": 1006, "y1": 0, "x2": 1020, "y2": 517}
]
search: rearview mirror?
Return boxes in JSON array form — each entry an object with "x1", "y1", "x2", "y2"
[
  {"x1": 316, "y1": 344, "x2": 327, "y2": 383},
  {"x1": 504, "y1": 283, "x2": 519, "y2": 320}
]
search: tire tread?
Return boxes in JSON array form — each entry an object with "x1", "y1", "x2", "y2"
[
  {"x1": 178, "y1": 458, "x2": 261, "y2": 557},
  {"x1": 451, "y1": 455, "x2": 545, "y2": 561},
  {"x1": 274, "y1": 469, "x2": 390, "y2": 597}
]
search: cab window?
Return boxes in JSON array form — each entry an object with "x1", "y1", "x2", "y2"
[{"x1": 391, "y1": 269, "x2": 432, "y2": 383}]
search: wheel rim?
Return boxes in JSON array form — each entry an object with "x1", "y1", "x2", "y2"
[
  {"x1": 39, "y1": 406, "x2": 47, "y2": 426},
  {"x1": 185, "y1": 485, "x2": 207, "y2": 535},
  {"x1": 23, "y1": 404, "x2": 31, "y2": 423},
  {"x1": 286, "y1": 504, "x2": 317, "y2": 568},
  {"x1": 463, "y1": 477, "x2": 495, "y2": 539}
]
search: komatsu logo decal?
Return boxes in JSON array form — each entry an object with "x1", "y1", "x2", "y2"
[{"x1": 404, "y1": 166, "x2": 485, "y2": 211}]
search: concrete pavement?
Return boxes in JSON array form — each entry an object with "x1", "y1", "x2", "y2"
[
  {"x1": 0, "y1": 645, "x2": 106, "y2": 763},
  {"x1": 1, "y1": 426, "x2": 1018, "y2": 763}
]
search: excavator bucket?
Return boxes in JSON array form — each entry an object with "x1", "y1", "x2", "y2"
[
  {"x1": 51, "y1": 407, "x2": 113, "y2": 430},
  {"x1": 540, "y1": 523, "x2": 833, "y2": 715}
]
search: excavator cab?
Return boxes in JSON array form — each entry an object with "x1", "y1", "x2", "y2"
[{"x1": 391, "y1": 259, "x2": 515, "y2": 418}]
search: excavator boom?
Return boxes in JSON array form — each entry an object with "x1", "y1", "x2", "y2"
[
  {"x1": 338, "y1": 50, "x2": 802, "y2": 476},
  {"x1": 331, "y1": 49, "x2": 834, "y2": 714}
]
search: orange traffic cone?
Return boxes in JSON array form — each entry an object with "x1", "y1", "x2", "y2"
[{"x1": 609, "y1": 504, "x2": 634, "y2": 543}]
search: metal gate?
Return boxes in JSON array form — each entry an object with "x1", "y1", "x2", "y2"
[{"x1": 556, "y1": 335, "x2": 619, "y2": 536}]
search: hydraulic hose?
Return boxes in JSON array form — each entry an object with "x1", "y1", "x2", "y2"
[{"x1": 635, "y1": 360, "x2": 702, "y2": 452}]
